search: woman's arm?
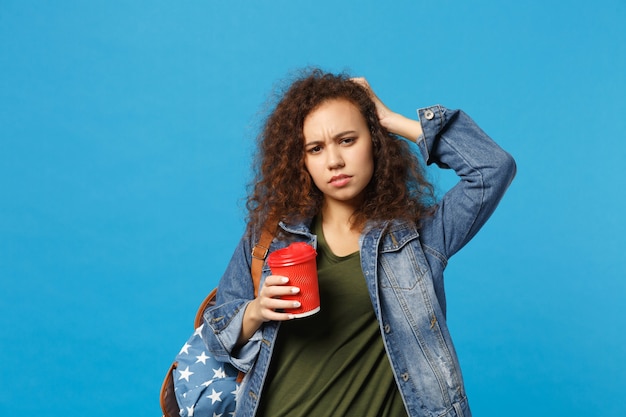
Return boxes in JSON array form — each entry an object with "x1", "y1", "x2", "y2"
[
  {"x1": 202, "y1": 231, "x2": 300, "y2": 371},
  {"x1": 353, "y1": 77, "x2": 516, "y2": 259},
  {"x1": 201, "y1": 234, "x2": 260, "y2": 371},
  {"x1": 417, "y1": 106, "x2": 516, "y2": 258},
  {"x1": 417, "y1": 106, "x2": 517, "y2": 258}
]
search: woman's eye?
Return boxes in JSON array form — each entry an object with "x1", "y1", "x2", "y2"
[
  {"x1": 308, "y1": 145, "x2": 322, "y2": 154},
  {"x1": 340, "y1": 137, "x2": 355, "y2": 145}
]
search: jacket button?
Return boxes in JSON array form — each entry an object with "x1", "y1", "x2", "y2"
[
  {"x1": 424, "y1": 109, "x2": 434, "y2": 120},
  {"x1": 401, "y1": 373, "x2": 410, "y2": 381},
  {"x1": 384, "y1": 324, "x2": 391, "y2": 333}
]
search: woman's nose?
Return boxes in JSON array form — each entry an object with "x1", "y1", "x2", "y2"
[{"x1": 326, "y1": 147, "x2": 345, "y2": 169}]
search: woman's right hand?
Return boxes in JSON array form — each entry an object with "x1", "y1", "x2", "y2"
[
  {"x1": 252, "y1": 275, "x2": 301, "y2": 322},
  {"x1": 237, "y1": 275, "x2": 300, "y2": 345}
]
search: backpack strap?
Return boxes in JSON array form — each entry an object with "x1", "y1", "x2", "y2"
[
  {"x1": 160, "y1": 361, "x2": 179, "y2": 417},
  {"x1": 193, "y1": 288, "x2": 219, "y2": 329},
  {"x1": 250, "y1": 227, "x2": 274, "y2": 297}
]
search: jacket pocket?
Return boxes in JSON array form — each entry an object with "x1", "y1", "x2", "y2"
[{"x1": 378, "y1": 231, "x2": 428, "y2": 290}]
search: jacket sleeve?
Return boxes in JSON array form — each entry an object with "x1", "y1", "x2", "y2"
[
  {"x1": 201, "y1": 231, "x2": 264, "y2": 372},
  {"x1": 416, "y1": 105, "x2": 516, "y2": 260}
]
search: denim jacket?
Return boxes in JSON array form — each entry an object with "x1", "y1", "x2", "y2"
[{"x1": 203, "y1": 105, "x2": 516, "y2": 417}]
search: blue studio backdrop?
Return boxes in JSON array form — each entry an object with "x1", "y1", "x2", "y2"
[{"x1": 1, "y1": 1, "x2": 625, "y2": 416}]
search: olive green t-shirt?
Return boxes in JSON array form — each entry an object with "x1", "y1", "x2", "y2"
[{"x1": 257, "y1": 217, "x2": 408, "y2": 417}]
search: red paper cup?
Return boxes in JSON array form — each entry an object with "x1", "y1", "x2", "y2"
[{"x1": 267, "y1": 242, "x2": 320, "y2": 318}]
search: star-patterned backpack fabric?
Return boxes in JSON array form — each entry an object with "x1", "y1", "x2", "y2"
[
  {"x1": 173, "y1": 321, "x2": 240, "y2": 417},
  {"x1": 160, "y1": 228, "x2": 273, "y2": 417}
]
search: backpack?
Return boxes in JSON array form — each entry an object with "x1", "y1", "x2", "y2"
[{"x1": 159, "y1": 228, "x2": 273, "y2": 417}]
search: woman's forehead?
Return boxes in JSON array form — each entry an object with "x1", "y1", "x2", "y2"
[{"x1": 303, "y1": 99, "x2": 366, "y2": 133}]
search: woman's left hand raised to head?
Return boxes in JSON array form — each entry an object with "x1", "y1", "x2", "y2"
[{"x1": 351, "y1": 77, "x2": 423, "y2": 143}]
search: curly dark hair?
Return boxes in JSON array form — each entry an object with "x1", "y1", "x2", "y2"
[{"x1": 246, "y1": 68, "x2": 435, "y2": 233}]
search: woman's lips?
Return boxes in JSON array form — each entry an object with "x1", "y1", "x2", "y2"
[{"x1": 329, "y1": 174, "x2": 351, "y2": 187}]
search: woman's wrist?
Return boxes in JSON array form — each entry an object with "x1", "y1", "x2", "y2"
[
  {"x1": 237, "y1": 300, "x2": 264, "y2": 346},
  {"x1": 381, "y1": 112, "x2": 423, "y2": 143}
]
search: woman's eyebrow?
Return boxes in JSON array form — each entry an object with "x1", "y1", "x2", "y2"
[
  {"x1": 304, "y1": 130, "x2": 359, "y2": 147},
  {"x1": 304, "y1": 139, "x2": 323, "y2": 147},
  {"x1": 333, "y1": 130, "x2": 358, "y2": 139},
  {"x1": 304, "y1": 130, "x2": 357, "y2": 146}
]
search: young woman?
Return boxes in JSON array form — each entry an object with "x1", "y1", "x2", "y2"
[{"x1": 202, "y1": 69, "x2": 516, "y2": 417}]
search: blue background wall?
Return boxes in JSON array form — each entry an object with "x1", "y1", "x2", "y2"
[{"x1": 1, "y1": 1, "x2": 625, "y2": 416}]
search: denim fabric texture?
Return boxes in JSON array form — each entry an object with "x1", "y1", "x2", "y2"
[{"x1": 202, "y1": 105, "x2": 516, "y2": 417}]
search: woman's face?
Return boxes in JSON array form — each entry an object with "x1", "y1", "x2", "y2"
[{"x1": 303, "y1": 99, "x2": 374, "y2": 208}]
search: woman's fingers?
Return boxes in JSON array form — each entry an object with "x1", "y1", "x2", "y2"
[
  {"x1": 257, "y1": 275, "x2": 301, "y2": 321},
  {"x1": 351, "y1": 77, "x2": 393, "y2": 121}
]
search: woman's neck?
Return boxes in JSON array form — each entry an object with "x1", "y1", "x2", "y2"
[
  {"x1": 320, "y1": 199, "x2": 357, "y2": 230},
  {"x1": 320, "y1": 200, "x2": 362, "y2": 256}
]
